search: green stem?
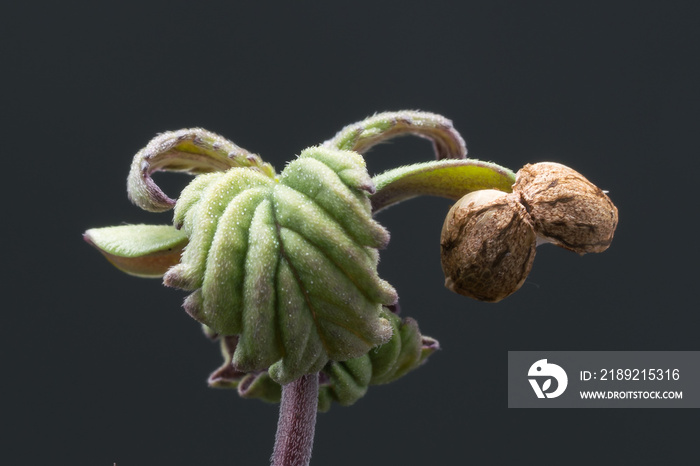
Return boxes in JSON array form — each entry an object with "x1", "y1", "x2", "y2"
[{"x1": 271, "y1": 373, "x2": 319, "y2": 466}]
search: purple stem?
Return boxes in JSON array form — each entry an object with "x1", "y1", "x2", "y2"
[{"x1": 270, "y1": 373, "x2": 319, "y2": 466}]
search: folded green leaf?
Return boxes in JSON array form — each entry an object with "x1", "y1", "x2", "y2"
[
  {"x1": 371, "y1": 159, "x2": 516, "y2": 213},
  {"x1": 208, "y1": 309, "x2": 439, "y2": 411},
  {"x1": 164, "y1": 146, "x2": 398, "y2": 384},
  {"x1": 83, "y1": 224, "x2": 187, "y2": 277}
]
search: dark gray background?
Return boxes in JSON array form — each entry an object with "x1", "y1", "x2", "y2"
[{"x1": 4, "y1": 1, "x2": 697, "y2": 465}]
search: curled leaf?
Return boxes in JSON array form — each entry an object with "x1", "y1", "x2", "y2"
[
  {"x1": 127, "y1": 128, "x2": 275, "y2": 212},
  {"x1": 165, "y1": 146, "x2": 397, "y2": 384},
  {"x1": 371, "y1": 159, "x2": 516, "y2": 213},
  {"x1": 323, "y1": 110, "x2": 467, "y2": 160},
  {"x1": 83, "y1": 224, "x2": 187, "y2": 278}
]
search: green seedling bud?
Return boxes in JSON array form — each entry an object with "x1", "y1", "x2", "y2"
[{"x1": 85, "y1": 110, "x2": 618, "y2": 466}]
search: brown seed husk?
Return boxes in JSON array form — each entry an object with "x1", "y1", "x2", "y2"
[
  {"x1": 440, "y1": 190, "x2": 537, "y2": 302},
  {"x1": 513, "y1": 162, "x2": 618, "y2": 254}
]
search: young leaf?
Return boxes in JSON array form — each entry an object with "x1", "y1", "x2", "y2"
[
  {"x1": 371, "y1": 159, "x2": 516, "y2": 213},
  {"x1": 165, "y1": 147, "x2": 398, "y2": 385},
  {"x1": 83, "y1": 224, "x2": 187, "y2": 278},
  {"x1": 324, "y1": 110, "x2": 466, "y2": 160},
  {"x1": 207, "y1": 308, "x2": 439, "y2": 411},
  {"x1": 127, "y1": 128, "x2": 275, "y2": 212}
]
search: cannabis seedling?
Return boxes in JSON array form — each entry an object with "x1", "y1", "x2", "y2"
[{"x1": 85, "y1": 111, "x2": 617, "y2": 465}]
